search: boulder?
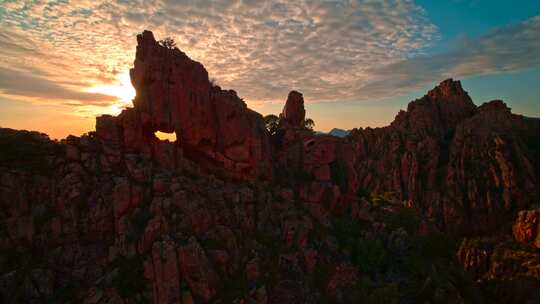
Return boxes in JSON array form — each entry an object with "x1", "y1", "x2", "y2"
[
  {"x1": 513, "y1": 208, "x2": 540, "y2": 248},
  {"x1": 178, "y1": 238, "x2": 220, "y2": 302}
]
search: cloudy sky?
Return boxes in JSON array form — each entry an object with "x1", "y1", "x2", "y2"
[{"x1": 1, "y1": 0, "x2": 539, "y2": 138}]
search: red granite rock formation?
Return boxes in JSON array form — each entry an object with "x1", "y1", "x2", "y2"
[
  {"x1": 281, "y1": 90, "x2": 306, "y2": 127},
  {"x1": 96, "y1": 30, "x2": 273, "y2": 181},
  {"x1": 456, "y1": 235, "x2": 540, "y2": 303},
  {"x1": 274, "y1": 92, "x2": 359, "y2": 216},
  {"x1": 348, "y1": 80, "x2": 540, "y2": 234},
  {"x1": 513, "y1": 208, "x2": 540, "y2": 248},
  {"x1": 391, "y1": 78, "x2": 476, "y2": 137}
]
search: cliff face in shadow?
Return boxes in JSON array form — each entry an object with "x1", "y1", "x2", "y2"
[
  {"x1": 348, "y1": 85, "x2": 540, "y2": 235},
  {"x1": 1, "y1": 30, "x2": 539, "y2": 303}
]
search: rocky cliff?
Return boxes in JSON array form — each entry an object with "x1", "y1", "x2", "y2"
[
  {"x1": 348, "y1": 82, "x2": 540, "y2": 234},
  {"x1": 1, "y1": 30, "x2": 540, "y2": 303},
  {"x1": 98, "y1": 30, "x2": 273, "y2": 181}
]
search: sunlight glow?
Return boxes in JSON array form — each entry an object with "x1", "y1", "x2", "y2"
[
  {"x1": 155, "y1": 131, "x2": 177, "y2": 142},
  {"x1": 86, "y1": 71, "x2": 136, "y2": 115}
]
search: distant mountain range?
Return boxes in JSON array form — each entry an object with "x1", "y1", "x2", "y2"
[{"x1": 328, "y1": 128, "x2": 350, "y2": 137}]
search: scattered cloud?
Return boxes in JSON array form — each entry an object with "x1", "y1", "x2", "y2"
[
  {"x1": 0, "y1": 66, "x2": 116, "y2": 104},
  {"x1": 0, "y1": 0, "x2": 438, "y2": 109},
  {"x1": 154, "y1": 0, "x2": 440, "y2": 103},
  {"x1": 0, "y1": 0, "x2": 538, "y2": 115},
  {"x1": 361, "y1": 15, "x2": 540, "y2": 98}
]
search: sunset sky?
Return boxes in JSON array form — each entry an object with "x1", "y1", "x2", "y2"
[{"x1": 1, "y1": 0, "x2": 540, "y2": 139}]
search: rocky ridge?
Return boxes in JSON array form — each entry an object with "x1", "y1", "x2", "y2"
[{"x1": 348, "y1": 85, "x2": 540, "y2": 234}]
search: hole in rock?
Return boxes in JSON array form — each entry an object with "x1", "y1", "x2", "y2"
[{"x1": 154, "y1": 130, "x2": 177, "y2": 142}]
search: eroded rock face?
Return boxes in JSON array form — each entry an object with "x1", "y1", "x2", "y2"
[
  {"x1": 281, "y1": 90, "x2": 306, "y2": 127},
  {"x1": 270, "y1": 79, "x2": 540, "y2": 235},
  {"x1": 457, "y1": 238, "x2": 492, "y2": 278},
  {"x1": 348, "y1": 80, "x2": 540, "y2": 234},
  {"x1": 392, "y1": 78, "x2": 476, "y2": 137},
  {"x1": 513, "y1": 208, "x2": 540, "y2": 248},
  {"x1": 443, "y1": 100, "x2": 539, "y2": 233},
  {"x1": 97, "y1": 30, "x2": 273, "y2": 181},
  {"x1": 456, "y1": 235, "x2": 540, "y2": 303}
]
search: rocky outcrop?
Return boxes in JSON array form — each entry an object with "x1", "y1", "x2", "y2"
[
  {"x1": 391, "y1": 78, "x2": 476, "y2": 137},
  {"x1": 273, "y1": 93, "x2": 359, "y2": 219},
  {"x1": 457, "y1": 238, "x2": 492, "y2": 278},
  {"x1": 348, "y1": 81, "x2": 540, "y2": 234},
  {"x1": 513, "y1": 208, "x2": 540, "y2": 248},
  {"x1": 281, "y1": 90, "x2": 306, "y2": 127},
  {"x1": 275, "y1": 91, "x2": 313, "y2": 149},
  {"x1": 97, "y1": 30, "x2": 273, "y2": 181},
  {"x1": 0, "y1": 123, "x2": 485, "y2": 304},
  {"x1": 457, "y1": 235, "x2": 540, "y2": 304}
]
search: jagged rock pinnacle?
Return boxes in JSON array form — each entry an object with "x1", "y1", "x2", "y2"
[{"x1": 281, "y1": 90, "x2": 306, "y2": 127}]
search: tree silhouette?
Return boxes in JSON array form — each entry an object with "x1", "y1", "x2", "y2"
[
  {"x1": 303, "y1": 118, "x2": 315, "y2": 131},
  {"x1": 158, "y1": 37, "x2": 177, "y2": 49},
  {"x1": 264, "y1": 114, "x2": 280, "y2": 135},
  {"x1": 264, "y1": 114, "x2": 315, "y2": 134}
]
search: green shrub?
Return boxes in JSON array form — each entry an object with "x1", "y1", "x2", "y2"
[
  {"x1": 213, "y1": 270, "x2": 249, "y2": 303},
  {"x1": 200, "y1": 238, "x2": 227, "y2": 251},
  {"x1": 312, "y1": 262, "x2": 334, "y2": 291},
  {"x1": 1, "y1": 247, "x2": 29, "y2": 272},
  {"x1": 368, "y1": 284, "x2": 400, "y2": 304},
  {"x1": 351, "y1": 238, "x2": 388, "y2": 274},
  {"x1": 332, "y1": 216, "x2": 386, "y2": 274},
  {"x1": 524, "y1": 132, "x2": 540, "y2": 154},
  {"x1": 33, "y1": 206, "x2": 56, "y2": 233},
  {"x1": 332, "y1": 216, "x2": 364, "y2": 246},
  {"x1": 370, "y1": 192, "x2": 394, "y2": 207},
  {"x1": 294, "y1": 168, "x2": 314, "y2": 183},
  {"x1": 528, "y1": 202, "x2": 540, "y2": 210},
  {"x1": 111, "y1": 255, "x2": 148, "y2": 302},
  {"x1": 383, "y1": 208, "x2": 420, "y2": 234},
  {"x1": 0, "y1": 129, "x2": 57, "y2": 174},
  {"x1": 356, "y1": 187, "x2": 370, "y2": 199},
  {"x1": 127, "y1": 208, "x2": 151, "y2": 243},
  {"x1": 395, "y1": 231, "x2": 457, "y2": 279},
  {"x1": 255, "y1": 232, "x2": 280, "y2": 255},
  {"x1": 419, "y1": 231, "x2": 456, "y2": 261},
  {"x1": 263, "y1": 114, "x2": 280, "y2": 135},
  {"x1": 50, "y1": 281, "x2": 80, "y2": 303},
  {"x1": 329, "y1": 160, "x2": 347, "y2": 188},
  {"x1": 351, "y1": 281, "x2": 400, "y2": 304},
  {"x1": 480, "y1": 277, "x2": 540, "y2": 304}
]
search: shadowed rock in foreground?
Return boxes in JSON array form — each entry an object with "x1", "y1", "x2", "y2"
[{"x1": 1, "y1": 30, "x2": 540, "y2": 303}]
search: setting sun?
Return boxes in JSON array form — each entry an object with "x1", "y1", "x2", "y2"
[
  {"x1": 86, "y1": 71, "x2": 136, "y2": 114},
  {"x1": 155, "y1": 131, "x2": 177, "y2": 142}
]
